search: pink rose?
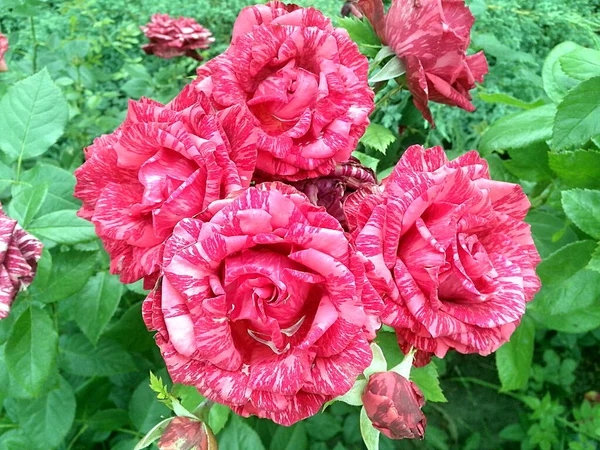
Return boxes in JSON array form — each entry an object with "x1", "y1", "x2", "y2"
[
  {"x1": 192, "y1": 1, "x2": 374, "y2": 181},
  {"x1": 158, "y1": 417, "x2": 217, "y2": 450},
  {"x1": 141, "y1": 13, "x2": 215, "y2": 61},
  {"x1": 143, "y1": 183, "x2": 382, "y2": 425},
  {"x1": 74, "y1": 87, "x2": 256, "y2": 287},
  {"x1": 362, "y1": 371, "x2": 426, "y2": 440},
  {"x1": 0, "y1": 206, "x2": 43, "y2": 319},
  {"x1": 348, "y1": 145, "x2": 541, "y2": 359},
  {"x1": 0, "y1": 33, "x2": 8, "y2": 72},
  {"x1": 358, "y1": 0, "x2": 488, "y2": 124},
  {"x1": 291, "y1": 157, "x2": 376, "y2": 230}
]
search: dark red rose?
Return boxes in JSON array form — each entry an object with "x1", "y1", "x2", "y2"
[
  {"x1": 0, "y1": 206, "x2": 43, "y2": 319},
  {"x1": 291, "y1": 158, "x2": 376, "y2": 230},
  {"x1": 141, "y1": 14, "x2": 214, "y2": 61},
  {"x1": 362, "y1": 371, "x2": 426, "y2": 440}
]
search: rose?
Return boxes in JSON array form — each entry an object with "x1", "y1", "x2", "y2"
[
  {"x1": 362, "y1": 371, "x2": 426, "y2": 440},
  {"x1": 0, "y1": 206, "x2": 43, "y2": 319},
  {"x1": 291, "y1": 157, "x2": 377, "y2": 230},
  {"x1": 74, "y1": 87, "x2": 256, "y2": 287},
  {"x1": 143, "y1": 182, "x2": 383, "y2": 425},
  {"x1": 0, "y1": 33, "x2": 8, "y2": 72},
  {"x1": 192, "y1": 1, "x2": 374, "y2": 181},
  {"x1": 140, "y1": 13, "x2": 215, "y2": 61},
  {"x1": 357, "y1": 0, "x2": 488, "y2": 125},
  {"x1": 158, "y1": 417, "x2": 217, "y2": 450},
  {"x1": 348, "y1": 145, "x2": 541, "y2": 361}
]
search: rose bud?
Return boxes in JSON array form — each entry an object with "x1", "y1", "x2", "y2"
[
  {"x1": 158, "y1": 417, "x2": 217, "y2": 450},
  {"x1": 0, "y1": 206, "x2": 43, "y2": 319},
  {"x1": 291, "y1": 157, "x2": 376, "y2": 230},
  {"x1": 140, "y1": 14, "x2": 215, "y2": 61},
  {"x1": 341, "y1": 1, "x2": 363, "y2": 18},
  {"x1": 362, "y1": 371, "x2": 426, "y2": 440},
  {"x1": 0, "y1": 33, "x2": 8, "y2": 72}
]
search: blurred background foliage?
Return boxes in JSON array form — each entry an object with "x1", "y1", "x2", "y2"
[{"x1": 1, "y1": 0, "x2": 599, "y2": 449}]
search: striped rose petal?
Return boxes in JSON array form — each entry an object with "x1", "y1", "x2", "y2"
[
  {"x1": 144, "y1": 182, "x2": 383, "y2": 425},
  {"x1": 349, "y1": 145, "x2": 541, "y2": 363},
  {"x1": 74, "y1": 90, "x2": 256, "y2": 286}
]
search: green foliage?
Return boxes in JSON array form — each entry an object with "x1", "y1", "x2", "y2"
[{"x1": 0, "y1": 1, "x2": 599, "y2": 449}]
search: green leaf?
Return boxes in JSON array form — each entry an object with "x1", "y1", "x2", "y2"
[
  {"x1": 60, "y1": 333, "x2": 138, "y2": 377},
  {"x1": 4, "y1": 305, "x2": 58, "y2": 396},
  {"x1": 27, "y1": 209, "x2": 96, "y2": 245},
  {"x1": 88, "y1": 408, "x2": 130, "y2": 432},
  {"x1": 479, "y1": 105, "x2": 556, "y2": 155},
  {"x1": 270, "y1": 422, "x2": 308, "y2": 450},
  {"x1": 478, "y1": 92, "x2": 546, "y2": 110},
  {"x1": 537, "y1": 240, "x2": 597, "y2": 286},
  {"x1": 16, "y1": 164, "x2": 79, "y2": 215},
  {"x1": 548, "y1": 150, "x2": 600, "y2": 189},
  {"x1": 129, "y1": 378, "x2": 172, "y2": 434},
  {"x1": 7, "y1": 183, "x2": 48, "y2": 227},
  {"x1": 496, "y1": 317, "x2": 535, "y2": 391},
  {"x1": 71, "y1": 271, "x2": 124, "y2": 345},
  {"x1": 335, "y1": 17, "x2": 381, "y2": 58},
  {"x1": 104, "y1": 301, "x2": 156, "y2": 352},
  {"x1": 552, "y1": 76, "x2": 600, "y2": 150},
  {"x1": 30, "y1": 250, "x2": 96, "y2": 303},
  {"x1": 542, "y1": 41, "x2": 581, "y2": 103},
  {"x1": 360, "y1": 406, "x2": 380, "y2": 450},
  {"x1": 369, "y1": 56, "x2": 406, "y2": 83},
  {"x1": 526, "y1": 210, "x2": 578, "y2": 259},
  {"x1": 0, "y1": 69, "x2": 69, "y2": 163},
  {"x1": 504, "y1": 142, "x2": 553, "y2": 182},
  {"x1": 561, "y1": 189, "x2": 600, "y2": 239},
  {"x1": 531, "y1": 240, "x2": 600, "y2": 333},
  {"x1": 352, "y1": 151, "x2": 380, "y2": 172},
  {"x1": 411, "y1": 361, "x2": 447, "y2": 402},
  {"x1": 5, "y1": 376, "x2": 75, "y2": 450},
  {"x1": 588, "y1": 244, "x2": 600, "y2": 273},
  {"x1": 208, "y1": 403, "x2": 231, "y2": 435},
  {"x1": 560, "y1": 47, "x2": 600, "y2": 81},
  {"x1": 360, "y1": 123, "x2": 396, "y2": 154},
  {"x1": 333, "y1": 379, "x2": 367, "y2": 406},
  {"x1": 219, "y1": 415, "x2": 266, "y2": 450},
  {"x1": 306, "y1": 413, "x2": 343, "y2": 441}
]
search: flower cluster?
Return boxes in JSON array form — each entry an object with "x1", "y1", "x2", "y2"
[
  {"x1": 75, "y1": 0, "x2": 540, "y2": 435},
  {"x1": 141, "y1": 14, "x2": 215, "y2": 61}
]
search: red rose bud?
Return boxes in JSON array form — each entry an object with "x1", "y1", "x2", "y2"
[
  {"x1": 292, "y1": 157, "x2": 376, "y2": 230},
  {"x1": 341, "y1": 1, "x2": 363, "y2": 18},
  {"x1": 140, "y1": 14, "x2": 214, "y2": 61},
  {"x1": 158, "y1": 417, "x2": 217, "y2": 450},
  {"x1": 362, "y1": 371, "x2": 426, "y2": 440},
  {"x1": 0, "y1": 33, "x2": 8, "y2": 72}
]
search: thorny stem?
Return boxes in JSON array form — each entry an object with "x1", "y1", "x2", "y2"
[
  {"x1": 30, "y1": 17, "x2": 38, "y2": 74},
  {"x1": 66, "y1": 425, "x2": 88, "y2": 450},
  {"x1": 374, "y1": 85, "x2": 403, "y2": 108}
]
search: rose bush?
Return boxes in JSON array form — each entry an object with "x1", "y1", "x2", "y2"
[
  {"x1": 0, "y1": 206, "x2": 43, "y2": 319},
  {"x1": 358, "y1": 0, "x2": 488, "y2": 124},
  {"x1": 362, "y1": 371, "x2": 426, "y2": 440},
  {"x1": 348, "y1": 145, "x2": 541, "y2": 363},
  {"x1": 74, "y1": 87, "x2": 256, "y2": 287},
  {"x1": 141, "y1": 13, "x2": 215, "y2": 61},
  {"x1": 192, "y1": 1, "x2": 374, "y2": 181},
  {"x1": 143, "y1": 182, "x2": 383, "y2": 425}
]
